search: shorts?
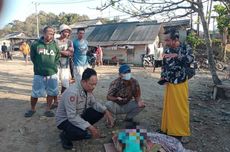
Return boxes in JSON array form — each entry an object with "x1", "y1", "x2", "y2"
[
  {"x1": 58, "y1": 68, "x2": 70, "y2": 88},
  {"x1": 31, "y1": 74, "x2": 59, "y2": 98}
]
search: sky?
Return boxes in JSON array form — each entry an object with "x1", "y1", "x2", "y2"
[
  {"x1": 0, "y1": 0, "x2": 130, "y2": 28},
  {"x1": 0, "y1": 0, "x2": 220, "y2": 31}
]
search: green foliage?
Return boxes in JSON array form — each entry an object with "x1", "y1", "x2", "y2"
[
  {"x1": 187, "y1": 32, "x2": 204, "y2": 49},
  {"x1": 214, "y1": 4, "x2": 230, "y2": 34},
  {"x1": 58, "y1": 12, "x2": 89, "y2": 25},
  {"x1": 0, "y1": 11, "x2": 89, "y2": 37},
  {"x1": 212, "y1": 38, "x2": 222, "y2": 44}
]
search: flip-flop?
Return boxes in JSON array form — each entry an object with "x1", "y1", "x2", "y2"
[
  {"x1": 24, "y1": 110, "x2": 36, "y2": 117},
  {"x1": 181, "y1": 138, "x2": 190, "y2": 144},
  {"x1": 44, "y1": 111, "x2": 55, "y2": 117},
  {"x1": 156, "y1": 129, "x2": 165, "y2": 134},
  {"x1": 50, "y1": 104, "x2": 58, "y2": 109}
]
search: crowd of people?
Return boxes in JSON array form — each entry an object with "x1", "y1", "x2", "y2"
[{"x1": 9, "y1": 24, "x2": 194, "y2": 150}]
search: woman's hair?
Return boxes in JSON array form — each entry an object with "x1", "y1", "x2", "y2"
[{"x1": 164, "y1": 28, "x2": 179, "y2": 40}]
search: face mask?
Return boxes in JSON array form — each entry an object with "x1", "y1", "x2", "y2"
[{"x1": 122, "y1": 73, "x2": 132, "y2": 80}]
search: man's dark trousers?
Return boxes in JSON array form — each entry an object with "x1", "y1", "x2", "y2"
[{"x1": 57, "y1": 108, "x2": 104, "y2": 140}]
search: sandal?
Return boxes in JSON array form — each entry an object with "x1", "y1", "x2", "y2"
[
  {"x1": 50, "y1": 104, "x2": 58, "y2": 109},
  {"x1": 156, "y1": 129, "x2": 166, "y2": 134},
  {"x1": 44, "y1": 111, "x2": 55, "y2": 117},
  {"x1": 181, "y1": 137, "x2": 190, "y2": 144},
  {"x1": 24, "y1": 110, "x2": 36, "y2": 117}
]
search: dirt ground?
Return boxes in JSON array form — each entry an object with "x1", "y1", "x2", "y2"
[{"x1": 0, "y1": 53, "x2": 229, "y2": 152}]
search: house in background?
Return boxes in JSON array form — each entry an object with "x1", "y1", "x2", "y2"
[
  {"x1": 84, "y1": 21, "x2": 164, "y2": 65},
  {"x1": 162, "y1": 19, "x2": 190, "y2": 43},
  {"x1": 1, "y1": 32, "x2": 36, "y2": 51},
  {"x1": 70, "y1": 19, "x2": 102, "y2": 39},
  {"x1": 70, "y1": 19, "x2": 190, "y2": 65}
]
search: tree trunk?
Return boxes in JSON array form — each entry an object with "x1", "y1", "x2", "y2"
[
  {"x1": 207, "y1": 0, "x2": 213, "y2": 28},
  {"x1": 198, "y1": 7, "x2": 222, "y2": 85},
  {"x1": 197, "y1": 14, "x2": 200, "y2": 36},
  {"x1": 222, "y1": 27, "x2": 228, "y2": 62}
]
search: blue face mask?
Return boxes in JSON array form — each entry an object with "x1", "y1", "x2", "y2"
[{"x1": 122, "y1": 73, "x2": 132, "y2": 80}]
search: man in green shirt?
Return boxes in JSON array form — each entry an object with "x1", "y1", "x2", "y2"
[{"x1": 24, "y1": 26, "x2": 60, "y2": 117}]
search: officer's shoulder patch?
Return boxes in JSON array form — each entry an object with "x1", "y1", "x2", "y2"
[{"x1": 69, "y1": 96, "x2": 76, "y2": 102}]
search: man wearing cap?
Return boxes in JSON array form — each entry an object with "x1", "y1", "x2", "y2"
[
  {"x1": 56, "y1": 24, "x2": 73, "y2": 92},
  {"x1": 51, "y1": 24, "x2": 73, "y2": 109},
  {"x1": 73, "y1": 28, "x2": 89, "y2": 83},
  {"x1": 105, "y1": 64, "x2": 145, "y2": 124}
]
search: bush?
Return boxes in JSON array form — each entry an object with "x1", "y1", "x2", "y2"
[
  {"x1": 187, "y1": 32, "x2": 224, "y2": 60},
  {"x1": 187, "y1": 32, "x2": 205, "y2": 50}
]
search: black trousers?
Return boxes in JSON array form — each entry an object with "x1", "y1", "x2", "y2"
[{"x1": 57, "y1": 108, "x2": 104, "y2": 141}]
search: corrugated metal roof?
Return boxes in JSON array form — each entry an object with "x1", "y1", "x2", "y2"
[
  {"x1": 87, "y1": 24, "x2": 118, "y2": 42},
  {"x1": 4, "y1": 32, "x2": 25, "y2": 39},
  {"x1": 3, "y1": 32, "x2": 36, "y2": 40},
  {"x1": 110, "y1": 23, "x2": 137, "y2": 41},
  {"x1": 163, "y1": 19, "x2": 190, "y2": 27},
  {"x1": 86, "y1": 22, "x2": 162, "y2": 46},
  {"x1": 84, "y1": 26, "x2": 96, "y2": 39},
  {"x1": 129, "y1": 24, "x2": 161, "y2": 42},
  {"x1": 82, "y1": 19, "x2": 189, "y2": 46},
  {"x1": 70, "y1": 19, "x2": 102, "y2": 28}
]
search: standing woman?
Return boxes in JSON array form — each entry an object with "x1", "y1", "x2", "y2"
[{"x1": 160, "y1": 28, "x2": 194, "y2": 141}]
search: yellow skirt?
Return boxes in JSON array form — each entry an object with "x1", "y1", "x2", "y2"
[{"x1": 161, "y1": 80, "x2": 191, "y2": 136}]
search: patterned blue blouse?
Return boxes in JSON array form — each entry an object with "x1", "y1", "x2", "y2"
[{"x1": 161, "y1": 44, "x2": 194, "y2": 84}]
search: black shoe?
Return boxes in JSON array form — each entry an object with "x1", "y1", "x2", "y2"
[{"x1": 60, "y1": 132, "x2": 73, "y2": 150}]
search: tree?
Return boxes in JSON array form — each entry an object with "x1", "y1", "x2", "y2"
[
  {"x1": 187, "y1": 31, "x2": 204, "y2": 51},
  {"x1": 214, "y1": 0, "x2": 230, "y2": 11},
  {"x1": 0, "y1": 23, "x2": 12, "y2": 37},
  {"x1": 58, "y1": 12, "x2": 89, "y2": 25},
  {"x1": 206, "y1": 0, "x2": 213, "y2": 29},
  {"x1": 0, "y1": 12, "x2": 90, "y2": 37},
  {"x1": 214, "y1": 4, "x2": 230, "y2": 62},
  {"x1": 99, "y1": 0, "x2": 222, "y2": 85},
  {"x1": 10, "y1": 20, "x2": 25, "y2": 33}
]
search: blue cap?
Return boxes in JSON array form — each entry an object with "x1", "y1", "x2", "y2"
[{"x1": 119, "y1": 64, "x2": 131, "y2": 74}]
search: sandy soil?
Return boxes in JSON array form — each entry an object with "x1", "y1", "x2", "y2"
[{"x1": 0, "y1": 54, "x2": 229, "y2": 152}]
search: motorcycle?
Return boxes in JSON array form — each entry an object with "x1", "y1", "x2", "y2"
[
  {"x1": 141, "y1": 54, "x2": 155, "y2": 69},
  {"x1": 197, "y1": 58, "x2": 225, "y2": 71},
  {"x1": 87, "y1": 51, "x2": 97, "y2": 68}
]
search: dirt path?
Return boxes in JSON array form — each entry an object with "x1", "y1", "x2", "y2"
[{"x1": 0, "y1": 56, "x2": 229, "y2": 152}]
